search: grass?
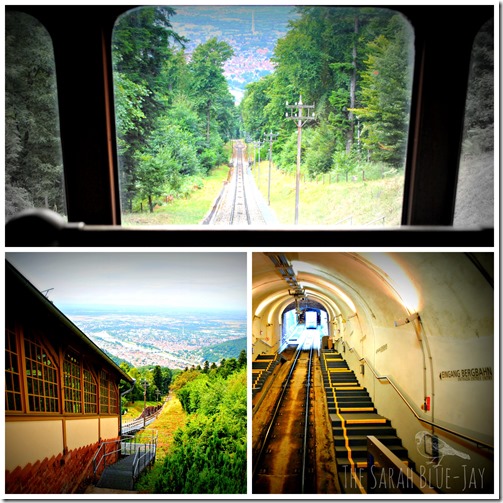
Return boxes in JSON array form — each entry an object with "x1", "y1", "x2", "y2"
[
  {"x1": 122, "y1": 164, "x2": 230, "y2": 226},
  {"x1": 120, "y1": 160, "x2": 405, "y2": 227},
  {"x1": 133, "y1": 396, "x2": 187, "y2": 493},
  {"x1": 252, "y1": 161, "x2": 404, "y2": 227}
]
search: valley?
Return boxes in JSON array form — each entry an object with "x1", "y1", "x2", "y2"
[{"x1": 63, "y1": 307, "x2": 247, "y2": 369}]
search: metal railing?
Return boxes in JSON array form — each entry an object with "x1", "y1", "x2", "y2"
[
  {"x1": 92, "y1": 437, "x2": 125, "y2": 476},
  {"x1": 342, "y1": 344, "x2": 494, "y2": 451},
  {"x1": 122, "y1": 405, "x2": 163, "y2": 435},
  {"x1": 131, "y1": 430, "x2": 158, "y2": 482}
]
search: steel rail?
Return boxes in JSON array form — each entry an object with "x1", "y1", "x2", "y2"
[
  {"x1": 301, "y1": 343, "x2": 314, "y2": 493},
  {"x1": 230, "y1": 142, "x2": 251, "y2": 225},
  {"x1": 252, "y1": 339, "x2": 314, "y2": 491}
]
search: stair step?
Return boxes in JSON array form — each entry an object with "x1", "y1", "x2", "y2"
[
  {"x1": 334, "y1": 435, "x2": 403, "y2": 447},
  {"x1": 97, "y1": 456, "x2": 135, "y2": 491},
  {"x1": 336, "y1": 444, "x2": 409, "y2": 460}
]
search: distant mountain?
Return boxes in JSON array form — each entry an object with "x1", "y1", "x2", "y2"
[
  {"x1": 170, "y1": 6, "x2": 299, "y2": 103},
  {"x1": 197, "y1": 337, "x2": 247, "y2": 363},
  {"x1": 102, "y1": 348, "x2": 132, "y2": 369},
  {"x1": 63, "y1": 306, "x2": 247, "y2": 369}
]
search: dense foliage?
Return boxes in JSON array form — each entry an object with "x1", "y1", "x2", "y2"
[
  {"x1": 154, "y1": 352, "x2": 247, "y2": 494},
  {"x1": 112, "y1": 8, "x2": 240, "y2": 213},
  {"x1": 5, "y1": 12, "x2": 65, "y2": 218},
  {"x1": 119, "y1": 363, "x2": 175, "y2": 408},
  {"x1": 240, "y1": 7, "x2": 415, "y2": 181}
]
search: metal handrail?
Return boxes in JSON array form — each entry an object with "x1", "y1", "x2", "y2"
[
  {"x1": 334, "y1": 215, "x2": 353, "y2": 225},
  {"x1": 92, "y1": 437, "x2": 124, "y2": 475},
  {"x1": 348, "y1": 347, "x2": 494, "y2": 450},
  {"x1": 122, "y1": 405, "x2": 163, "y2": 435},
  {"x1": 363, "y1": 215, "x2": 385, "y2": 226},
  {"x1": 131, "y1": 430, "x2": 158, "y2": 481}
]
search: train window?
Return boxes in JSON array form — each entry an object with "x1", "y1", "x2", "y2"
[
  {"x1": 111, "y1": 6, "x2": 414, "y2": 228},
  {"x1": 5, "y1": 12, "x2": 66, "y2": 221},
  {"x1": 453, "y1": 19, "x2": 494, "y2": 229}
]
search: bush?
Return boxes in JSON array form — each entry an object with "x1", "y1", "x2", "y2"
[{"x1": 155, "y1": 367, "x2": 247, "y2": 494}]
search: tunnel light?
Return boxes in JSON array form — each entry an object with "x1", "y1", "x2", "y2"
[
  {"x1": 394, "y1": 312, "x2": 420, "y2": 327},
  {"x1": 360, "y1": 253, "x2": 420, "y2": 313}
]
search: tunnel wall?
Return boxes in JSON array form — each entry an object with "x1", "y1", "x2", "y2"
[{"x1": 336, "y1": 253, "x2": 494, "y2": 493}]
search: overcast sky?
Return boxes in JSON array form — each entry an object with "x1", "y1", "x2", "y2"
[{"x1": 6, "y1": 252, "x2": 247, "y2": 312}]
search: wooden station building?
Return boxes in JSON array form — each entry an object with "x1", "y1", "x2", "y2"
[{"x1": 5, "y1": 260, "x2": 134, "y2": 493}]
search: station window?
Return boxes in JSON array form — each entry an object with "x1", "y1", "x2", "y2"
[
  {"x1": 454, "y1": 19, "x2": 494, "y2": 228},
  {"x1": 100, "y1": 370, "x2": 118, "y2": 414},
  {"x1": 84, "y1": 368, "x2": 98, "y2": 414},
  {"x1": 63, "y1": 352, "x2": 82, "y2": 414},
  {"x1": 112, "y1": 6, "x2": 414, "y2": 227},
  {"x1": 24, "y1": 336, "x2": 59, "y2": 413},
  {"x1": 5, "y1": 325, "x2": 23, "y2": 412},
  {"x1": 5, "y1": 12, "x2": 66, "y2": 221}
]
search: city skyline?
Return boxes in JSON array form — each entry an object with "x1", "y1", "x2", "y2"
[{"x1": 6, "y1": 252, "x2": 247, "y2": 313}]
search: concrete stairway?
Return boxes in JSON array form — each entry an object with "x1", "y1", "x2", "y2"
[
  {"x1": 252, "y1": 354, "x2": 279, "y2": 397},
  {"x1": 321, "y1": 350, "x2": 417, "y2": 494}
]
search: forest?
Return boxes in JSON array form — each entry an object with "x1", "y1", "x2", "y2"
[{"x1": 5, "y1": 7, "x2": 493, "y2": 220}]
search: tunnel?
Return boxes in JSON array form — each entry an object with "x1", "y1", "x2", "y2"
[{"x1": 251, "y1": 252, "x2": 494, "y2": 495}]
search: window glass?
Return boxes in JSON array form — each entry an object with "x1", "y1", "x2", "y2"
[
  {"x1": 24, "y1": 337, "x2": 59, "y2": 413},
  {"x1": 99, "y1": 371, "x2": 110, "y2": 414},
  {"x1": 5, "y1": 326, "x2": 23, "y2": 412},
  {"x1": 5, "y1": 12, "x2": 66, "y2": 220},
  {"x1": 100, "y1": 370, "x2": 118, "y2": 414},
  {"x1": 112, "y1": 6, "x2": 414, "y2": 227},
  {"x1": 63, "y1": 352, "x2": 82, "y2": 413},
  {"x1": 454, "y1": 19, "x2": 494, "y2": 228},
  {"x1": 84, "y1": 368, "x2": 98, "y2": 414}
]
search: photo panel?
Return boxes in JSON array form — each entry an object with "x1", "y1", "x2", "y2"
[{"x1": 251, "y1": 252, "x2": 495, "y2": 496}]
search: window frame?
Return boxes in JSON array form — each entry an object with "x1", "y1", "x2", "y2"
[{"x1": 4, "y1": 5, "x2": 495, "y2": 244}]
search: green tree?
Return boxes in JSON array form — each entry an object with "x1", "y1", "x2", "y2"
[
  {"x1": 112, "y1": 6, "x2": 186, "y2": 211},
  {"x1": 349, "y1": 16, "x2": 413, "y2": 166},
  {"x1": 5, "y1": 12, "x2": 65, "y2": 218},
  {"x1": 189, "y1": 38, "x2": 234, "y2": 143},
  {"x1": 153, "y1": 365, "x2": 163, "y2": 392},
  {"x1": 155, "y1": 368, "x2": 246, "y2": 494},
  {"x1": 237, "y1": 349, "x2": 247, "y2": 369}
]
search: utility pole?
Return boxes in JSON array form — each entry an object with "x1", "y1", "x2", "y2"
[
  {"x1": 286, "y1": 95, "x2": 315, "y2": 224},
  {"x1": 142, "y1": 379, "x2": 148, "y2": 411},
  {"x1": 254, "y1": 140, "x2": 264, "y2": 187},
  {"x1": 264, "y1": 131, "x2": 278, "y2": 206}
]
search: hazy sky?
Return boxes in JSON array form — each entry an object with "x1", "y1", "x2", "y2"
[{"x1": 6, "y1": 252, "x2": 247, "y2": 312}]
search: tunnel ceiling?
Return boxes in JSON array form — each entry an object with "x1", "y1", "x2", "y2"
[
  {"x1": 252, "y1": 252, "x2": 412, "y2": 326},
  {"x1": 252, "y1": 252, "x2": 493, "y2": 338}
]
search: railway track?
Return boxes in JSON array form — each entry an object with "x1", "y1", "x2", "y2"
[
  {"x1": 229, "y1": 142, "x2": 251, "y2": 225},
  {"x1": 252, "y1": 342, "x2": 316, "y2": 494},
  {"x1": 207, "y1": 140, "x2": 267, "y2": 226}
]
